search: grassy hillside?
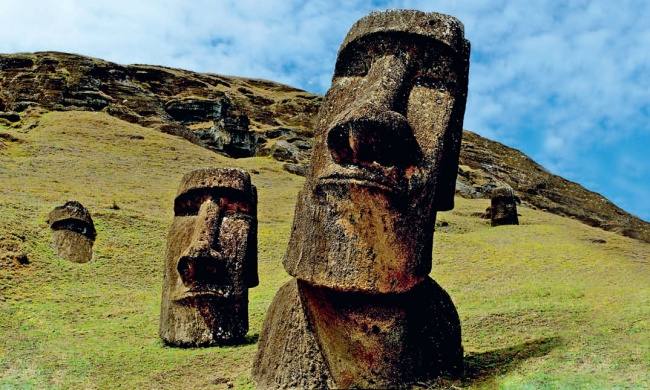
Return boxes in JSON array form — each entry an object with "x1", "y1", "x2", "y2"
[{"x1": 0, "y1": 111, "x2": 648, "y2": 389}]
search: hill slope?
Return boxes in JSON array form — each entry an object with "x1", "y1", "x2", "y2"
[
  {"x1": 0, "y1": 52, "x2": 647, "y2": 242},
  {"x1": 0, "y1": 111, "x2": 648, "y2": 388}
]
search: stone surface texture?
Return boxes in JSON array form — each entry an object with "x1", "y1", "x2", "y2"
[
  {"x1": 47, "y1": 200, "x2": 95, "y2": 263},
  {"x1": 159, "y1": 168, "x2": 258, "y2": 347},
  {"x1": 253, "y1": 9, "x2": 469, "y2": 388}
]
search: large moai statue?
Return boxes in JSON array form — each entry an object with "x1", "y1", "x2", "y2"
[
  {"x1": 490, "y1": 186, "x2": 519, "y2": 226},
  {"x1": 47, "y1": 201, "x2": 96, "y2": 263},
  {"x1": 159, "y1": 168, "x2": 258, "y2": 347},
  {"x1": 253, "y1": 10, "x2": 470, "y2": 388}
]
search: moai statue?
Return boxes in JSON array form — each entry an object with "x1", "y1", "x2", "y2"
[
  {"x1": 159, "y1": 168, "x2": 258, "y2": 347},
  {"x1": 490, "y1": 186, "x2": 519, "y2": 226},
  {"x1": 253, "y1": 10, "x2": 470, "y2": 389},
  {"x1": 47, "y1": 201, "x2": 96, "y2": 263}
]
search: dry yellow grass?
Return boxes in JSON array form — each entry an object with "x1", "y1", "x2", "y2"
[{"x1": 0, "y1": 111, "x2": 648, "y2": 389}]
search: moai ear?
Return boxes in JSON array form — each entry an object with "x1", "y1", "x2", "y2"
[
  {"x1": 433, "y1": 41, "x2": 470, "y2": 212},
  {"x1": 433, "y1": 120, "x2": 462, "y2": 211},
  {"x1": 244, "y1": 185, "x2": 259, "y2": 288}
]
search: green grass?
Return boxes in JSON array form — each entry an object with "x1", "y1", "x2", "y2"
[{"x1": 1, "y1": 111, "x2": 648, "y2": 389}]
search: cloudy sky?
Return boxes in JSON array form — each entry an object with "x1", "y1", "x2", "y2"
[{"x1": 1, "y1": 0, "x2": 648, "y2": 220}]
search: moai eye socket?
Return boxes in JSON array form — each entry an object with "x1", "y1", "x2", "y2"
[
  {"x1": 218, "y1": 196, "x2": 253, "y2": 216},
  {"x1": 410, "y1": 54, "x2": 459, "y2": 93},
  {"x1": 174, "y1": 189, "x2": 253, "y2": 217},
  {"x1": 174, "y1": 191, "x2": 214, "y2": 216}
]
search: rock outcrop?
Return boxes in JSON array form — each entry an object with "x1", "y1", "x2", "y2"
[{"x1": 0, "y1": 52, "x2": 319, "y2": 161}]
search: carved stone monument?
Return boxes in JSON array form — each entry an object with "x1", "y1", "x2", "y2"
[
  {"x1": 159, "y1": 168, "x2": 258, "y2": 347},
  {"x1": 490, "y1": 186, "x2": 519, "y2": 226},
  {"x1": 253, "y1": 10, "x2": 470, "y2": 388},
  {"x1": 47, "y1": 201, "x2": 96, "y2": 263}
]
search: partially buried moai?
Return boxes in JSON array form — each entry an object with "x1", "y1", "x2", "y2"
[
  {"x1": 490, "y1": 186, "x2": 519, "y2": 226},
  {"x1": 253, "y1": 10, "x2": 470, "y2": 388},
  {"x1": 47, "y1": 201, "x2": 96, "y2": 263},
  {"x1": 159, "y1": 168, "x2": 258, "y2": 347}
]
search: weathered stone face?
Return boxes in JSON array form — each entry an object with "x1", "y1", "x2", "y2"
[
  {"x1": 159, "y1": 168, "x2": 258, "y2": 346},
  {"x1": 491, "y1": 187, "x2": 519, "y2": 226},
  {"x1": 284, "y1": 10, "x2": 470, "y2": 293},
  {"x1": 47, "y1": 201, "x2": 95, "y2": 263}
]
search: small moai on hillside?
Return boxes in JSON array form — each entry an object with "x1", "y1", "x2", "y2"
[
  {"x1": 159, "y1": 168, "x2": 258, "y2": 347},
  {"x1": 253, "y1": 10, "x2": 470, "y2": 388},
  {"x1": 490, "y1": 186, "x2": 519, "y2": 226},
  {"x1": 47, "y1": 201, "x2": 96, "y2": 263}
]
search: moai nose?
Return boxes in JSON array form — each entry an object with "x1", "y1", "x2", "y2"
[
  {"x1": 327, "y1": 55, "x2": 420, "y2": 169},
  {"x1": 177, "y1": 199, "x2": 225, "y2": 287}
]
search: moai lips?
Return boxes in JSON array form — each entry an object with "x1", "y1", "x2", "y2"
[
  {"x1": 254, "y1": 10, "x2": 470, "y2": 388},
  {"x1": 491, "y1": 186, "x2": 520, "y2": 226},
  {"x1": 159, "y1": 168, "x2": 258, "y2": 347},
  {"x1": 47, "y1": 201, "x2": 96, "y2": 263}
]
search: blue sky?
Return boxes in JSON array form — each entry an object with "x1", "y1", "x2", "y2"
[{"x1": 1, "y1": 0, "x2": 648, "y2": 221}]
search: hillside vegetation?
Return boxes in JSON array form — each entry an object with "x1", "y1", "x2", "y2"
[
  {"x1": 0, "y1": 52, "x2": 647, "y2": 242},
  {"x1": 0, "y1": 111, "x2": 648, "y2": 389}
]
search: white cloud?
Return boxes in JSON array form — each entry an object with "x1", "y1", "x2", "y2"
[{"x1": 0, "y1": 0, "x2": 648, "y2": 219}]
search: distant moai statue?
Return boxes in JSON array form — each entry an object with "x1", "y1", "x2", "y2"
[
  {"x1": 47, "y1": 201, "x2": 96, "y2": 263},
  {"x1": 490, "y1": 186, "x2": 519, "y2": 226},
  {"x1": 159, "y1": 168, "x2": 258, "y2": 347},
  {"x1": 253, "y1": 10, "x2": 470, "y2": 388}
]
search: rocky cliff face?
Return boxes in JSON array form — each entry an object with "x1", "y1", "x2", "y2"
[
  {"x1": 0, "y1": 51, "x2": 320, "y2": 160},
  {"x1": 1, "y1": 52, "x2": 647, "y2": 242}
]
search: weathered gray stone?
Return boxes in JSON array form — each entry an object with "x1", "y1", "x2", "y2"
[
  {"x1": 254, "y1": 9, "x2": 469, "y2": 388},
  {"x1": 164, "y1": 96, "x2": 225, "y2": 123},
  {"x1": 159, "y1": 168, "x2": 258, "y2": 347},
  {"x1": 194, "y1": 98, "x2": 256, "y2": 158},
  {"x1": 47, "y1": 201, "x2": 96, "y2": 263}
]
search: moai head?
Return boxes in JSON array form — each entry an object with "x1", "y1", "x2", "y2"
[
  {"x1": 47, "y1": 201, "x2": 96, "y2": 263},
  {"x1": 160, "y1": 168, "x2": 258, "y2": 346},
  {"x1": 490, "y1": 186, "x2": 519, "y2": 226},
  {"x1": 284, "y1": 10, "x2": 470, "y2": 293}
]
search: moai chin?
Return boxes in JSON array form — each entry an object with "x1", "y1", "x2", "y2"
[
  {"x1": 159, "y1": 168, "x2": 258, "y2": 347},
  {"x1": 253, "y1": 10, "x2": 470, "y2": 388},
  {"x1": 491, "y1": 187, "x2": 520, "y2": 226},
  {"x1": 47, "y1": 201, "x2": 96, "y2": 263}
]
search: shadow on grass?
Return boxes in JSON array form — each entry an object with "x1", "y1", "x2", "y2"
[
  {"x1": 462, "y1": 336, "x2": 561, "y2": 385},
  {"x1": 242, "y1": 333, "x2": 259, "y2": 345},
  {"x1": 423, "y1": 337, "x2": 561, "y2": 389}
]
